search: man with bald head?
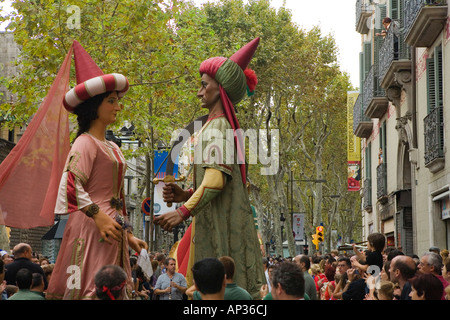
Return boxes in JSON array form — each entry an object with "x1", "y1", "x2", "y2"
[
  {"x1": 4, "y1": 243, "x2": 48, "y2": 290},
  {"x1": 389, "y1": 255, "x2": 417, "y2": 300}
]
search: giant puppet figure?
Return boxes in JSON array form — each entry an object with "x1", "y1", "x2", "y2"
[
  {"x1": 46, "y1": 41, "x2": 147, "y2": 300},
  {"x1": 154, "y1": 38, "x2": 265, "y2": 298}
]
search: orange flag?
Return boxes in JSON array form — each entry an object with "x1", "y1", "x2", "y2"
[{"x1": 0, "y1": 46, "x2": 73, "y2": 228}]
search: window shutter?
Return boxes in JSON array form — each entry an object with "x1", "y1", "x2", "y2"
[
  {"x1": 366, "y1": 144, "x2": 372, "y2": 179},
  {"x1": 435, "y1": 45, "x2": 443, "y2": 109},
  {"x1": 390, "y1": 0, "x2": 399, "y2": 21},
  {"x1": 375, "y1": 4, "x2": 387, "y2": 30},
  {"x1": 426, "y1": 57, "x2": 436, "y2": 113},
  {"x1": 360, "y1": 52, "x2": 365, "y2": 90},
  {"x1": 363, "y1": 41, "x2": 372, "y2": 80}
]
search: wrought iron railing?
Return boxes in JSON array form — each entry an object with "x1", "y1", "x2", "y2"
[
  {"x1": 363, "y1": 178, "x2": 372, "y2": 210},
  {"x1": 424, "y1": 105, "x2": 444, "y2": 165},
  {"x1": 378, "y1": 23, "x2": 411, "y2": 84},
  {"x1": 404, "y1": 0, "x2": 448, "y2": 35},
  {"x1": 353, "y1": 93, "x2": 371, "y2": 134},
  {"x1": 363, "y1": 65, "x2": 386, "y2": 112},
  {"x1": 377, "y1": 162, "x2": 387, "y2": 199}
]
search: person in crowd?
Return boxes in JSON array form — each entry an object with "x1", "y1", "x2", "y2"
[
  {"x1": 154, "y1": 258, "x2": 187, "y2": 300},
  {"x1": 154, "y1": 253, "x2": 166, "y2": 278},
  {"x1": 342, "y1": 260, "x2": 366, "y2": 300},
  {"x1": 94, "y1": 264, "x2": 128, "y2": 300},
  {"x1": 149, "y1": 260, "x2": 159, "y2": 300},
  {"x1": 8, "y1": 268, "x2": 45, "y2": 300},
  {"x1": 1, "y1": 250, "x2": 13, "y2": 266},
  {"x1": 294, "y1": 254, "x2": 317, "y2": 300},
  {"x1": 191, "y1": 257, "x2": 226, "y2": 300},
  {"x1": 380, "y1": 260, "x2": 391, "y2": 281},
  {"x1": 39, "y1": 257, "x2": 50, "y2": 267},
  {"x1": 365, "y1": 280, "x2": 395, "y2": 300},
  {"x1": 217, "y1": 256, "x2": 252, "y2": 300},
  {"x1": 259, "y1": 264, "x2": 274, "y2": 300},
  {"x1": 271, "y1": 261, "x2": 305, "y2": 300},
  {"x1": 332, "y1": 256, "x2": 351, "y2": 300},
  {"x1": 0, "y1": 259, "x2": 7, "y2": 300},
  {"x1": 351, "y1": 233, "x2": 385, "y2": 273},
  {"x1": 429, "y1": 246, "x2": 440, "y2": 255},
  {"x1": 4, "y1": 243, "x2": 48, "y2": 290},
  {"x1": 386, "y1": 248, "x2": 404, "y2": 261},
  {"x1": 442, "y1": 257, "x2": 450, "y2": 283},
  {"x1": 41, "y1": 263, "x2": 54, "y2": 287},
  {"x1": 262, "y1": 257, "x2": 272, "y2": 293},
  {"x1": 440, "y1": 249, "x2": 449, "y2": 261},
  {"x1": 30, "y1": 273, "x2": 46, "y2": 299},
  {"x1": 418, "y1": 251, "x2": 449, "y2": 300},
  {"x1": 409, "y1": 273, "x2": 443, "y2": 300},
  {"x1": 311, "y1": 263, "x2": 326, "y2": 297},
  {"x1": 389, "y1": 255, "x2": 417, "y2": 300},
  {"x1": 46, "y1": 40, "x2": 147, "y2": 300}
]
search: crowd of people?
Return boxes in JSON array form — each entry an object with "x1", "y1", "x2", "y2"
[
  {"x1": 259, "y1": 233, "x2": 450, "y2": 301},
  {"x1": 1, "y1": 232, "x2": 449, "y2": 300}
]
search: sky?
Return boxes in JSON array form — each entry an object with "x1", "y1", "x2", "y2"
[
  {"x1": 1, "y1": 0, "x2": 361, "y2": 86},
  {"x1": 192, "y1": 0, "x2": 362, "y2": 87}
]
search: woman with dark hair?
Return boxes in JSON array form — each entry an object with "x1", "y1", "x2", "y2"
[
  {"x1": 409, "y1": 273, "x2": 443, "y2": 300},
  {"x1": 46, "y1": 41, "x2": 147, "y2": 300}
]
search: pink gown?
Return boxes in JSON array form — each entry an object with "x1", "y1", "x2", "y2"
[{"x1": 46, "y1": 133, "x2": 133, "y2": 300}]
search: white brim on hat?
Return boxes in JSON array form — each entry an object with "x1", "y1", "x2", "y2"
[{"x1": 63, "y1": 73, "x2": 129, "y2": 112}]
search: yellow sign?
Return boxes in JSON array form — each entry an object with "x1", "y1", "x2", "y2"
[{"x1": 347, "y1": 91, "x2": 361, "y2": 162}]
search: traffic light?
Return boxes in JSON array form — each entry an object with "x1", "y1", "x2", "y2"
[
  {"x1": 316, "y1": 226, "x2": 324, "y2": 243},
  {"x1": 312, "y1": 234, "x2": 319, "y2": 250}
]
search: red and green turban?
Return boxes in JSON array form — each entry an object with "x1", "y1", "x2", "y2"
[{"x1": 199, "y1": 37, "x2": 260, "y2": 185}]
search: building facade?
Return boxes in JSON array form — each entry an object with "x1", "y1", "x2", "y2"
[{"x1": 354, "y1": 0, "x2": 449, "y2": 256}]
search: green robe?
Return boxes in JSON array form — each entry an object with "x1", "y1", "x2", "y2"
[{"x1": 190, "y1": 116, "x2": 265, "y2": 299}]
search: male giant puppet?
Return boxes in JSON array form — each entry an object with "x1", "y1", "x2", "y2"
[{"x1": 154, "y1": 38, "x2": 265, "y2": 298}]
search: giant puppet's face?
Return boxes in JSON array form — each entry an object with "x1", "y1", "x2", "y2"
[
  {"x1": 96, "y1": 91, "x2": 122, "y2": 126},
  {"x1": 197, "y1": 73, "x2": 221, "y2": 111}
]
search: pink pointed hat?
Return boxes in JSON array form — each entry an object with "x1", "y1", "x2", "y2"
[{"x1": 63, "y1": 40, "x2": 129, "y2": 112}]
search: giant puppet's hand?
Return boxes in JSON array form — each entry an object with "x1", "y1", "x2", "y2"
[
  {"x1": 127, "y1": 233, "x2": 148, "y2": 253},
  {"x1": 153, "y1": 210, "x2": 184, "y2": 232},
  {"x1": 162, "y1": 183, "x2": 191, "y2": 203},
  {"x1": 155, "y1": 168, "x2": 226, "y2": 232}
]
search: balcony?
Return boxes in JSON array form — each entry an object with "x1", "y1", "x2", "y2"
[
  {"x1": 404, "y1": 0, "x2": 448, "y2": 47},
  {"x1": 424, "y1": 105, "x2": 445, "y2": 173},
  {"x1": 363, "y1": 65, "x2": 388, "y2": 119},
  {"x1": 377, "y1": 162, "x2": 387, "y2": 202},
  {"x1": 356, "y1": 0, "x2": 372, "y2": 34},
  {"x1": 379, "y1": 25, "x2": 412, "y2": 89},
  {"x1": 353, "y1": 93, "x2": 372, "y2": 139}
]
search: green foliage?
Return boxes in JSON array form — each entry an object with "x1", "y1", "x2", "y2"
[{"x1": 0, "y1": 0, "x2": 360, "y2": 242}]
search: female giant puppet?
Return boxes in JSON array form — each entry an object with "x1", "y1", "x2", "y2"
[
  {"x1": 46, "y1": 41, "x2": 147, "y2": 300},
  {"x1": 154, "y1": 38, "x2": 265, "y2": 298}
]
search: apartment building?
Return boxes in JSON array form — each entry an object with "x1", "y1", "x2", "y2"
[{"x1": 353, "y1": 0, "x2": 449, "y2": 255}]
